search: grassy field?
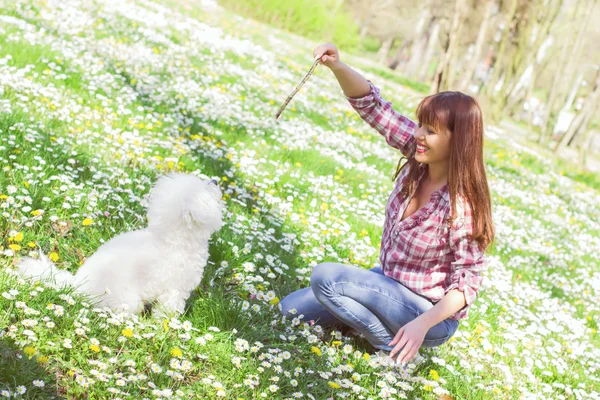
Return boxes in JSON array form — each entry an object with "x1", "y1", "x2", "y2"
[{"x1": 0, "y1": 0, "x2": 599, "y2": 399}]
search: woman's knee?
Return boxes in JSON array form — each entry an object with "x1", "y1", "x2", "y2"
[{"x1": 310, "y1": 262, "x2": 342, "y2": 288}]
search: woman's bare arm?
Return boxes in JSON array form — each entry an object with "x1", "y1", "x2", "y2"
[{"x1": 313, "y1": 43, "x2": 370, "y2": 98}]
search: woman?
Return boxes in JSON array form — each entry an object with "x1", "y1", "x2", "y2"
[{"x1": 279, "y1": 43, "x2": 494, "y2": 367}]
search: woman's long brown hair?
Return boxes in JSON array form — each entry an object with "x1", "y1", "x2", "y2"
[{"x1": 392, "y1": 91, "x2": 494, "y2": 251}]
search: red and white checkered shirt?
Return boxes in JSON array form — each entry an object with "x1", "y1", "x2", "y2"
[{"x1": 346, "y1": 81, "x2": 486, "y2": 320}]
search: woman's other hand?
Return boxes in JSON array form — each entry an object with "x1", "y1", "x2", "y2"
[{"x1": 388, "y1": 318, "x2": 428, "y2": 365}]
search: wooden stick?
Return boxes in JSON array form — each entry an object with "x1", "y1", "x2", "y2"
[{"x1": 275, "y1": 56, "x2": 322, "y2": 120}]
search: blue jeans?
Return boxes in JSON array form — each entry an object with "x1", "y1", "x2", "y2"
[{"x1": 279, "y1": 262, "x2": 459, "y2": 352}]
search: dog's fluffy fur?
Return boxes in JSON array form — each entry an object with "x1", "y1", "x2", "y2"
[{"x1": 17, "y1": 173, "x2": 224, "y2": 317}]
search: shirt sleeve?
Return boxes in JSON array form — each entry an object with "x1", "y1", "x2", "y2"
[
  {"x1": 445, "y1": 196, "x2": 486, "y2": 319},
  {"x1": 345, "y1": 80, "x2": 417, "y2": 158}
]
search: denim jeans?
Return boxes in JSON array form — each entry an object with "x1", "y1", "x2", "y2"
[{"x1": 279, "y1": 262, "x2": 459, "y2": 352}]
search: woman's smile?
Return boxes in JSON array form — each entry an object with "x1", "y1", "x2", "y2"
[{"x1": 416, "y1": 143, "x2": 430, "y2": 153}]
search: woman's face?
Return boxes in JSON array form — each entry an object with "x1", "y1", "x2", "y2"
[{"x1": 414, "y1": 122, "x2": 451, "y2": 165}]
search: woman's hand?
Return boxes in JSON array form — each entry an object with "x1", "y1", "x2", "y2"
[
  {"x1": 313, "y1": 43, "x2": 343, "y2": 70},
  {"x1": 388, "y1": 318, "x2": 428, "y2": 365}
]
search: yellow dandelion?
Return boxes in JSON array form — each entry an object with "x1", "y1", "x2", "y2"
[
  {"x1": 31, "y1": 209, "x2": 42, "y2": 216},
  {"x1": 163, "y1": 319, "x2": 170, "y2": 332},
  {"x1": 23, "y1": 346, "x2": 36, "y2": 357},
  {"x1": 170, "y1": 347, "x2": 183, "y2": 357},
  {"x1": 429, "y1": 369, "x2": 439, "y2": 381},
  {"x1": 82, "y1": 218, "x2": 93, "y2": 226},
  {"x1": 328, "y1": 381, "x2": 341, "y2": 389},
  {"x1": 12, "y1": 232, "x2": 24, "y2": 242},
  {"x1": 89, "y1": 344, "x2": 100, "y2": 353},
  {"x1": 310, "y1": 346, "x2": 322, "y2": 356},
  {"x1": 8, "y1": 244, "x2": 21, "y2": 251},
  {"x1": 121, "y1": 328, "x2": 133, "y2": 337},
  {"x1": 363, "y1": 353, "x2": 370, "y2": 360},
  {"x1": 49, "y1": 252, "x2": 59, "y2": 262},
  {"x1": 27, "y1": 242, "x2": 36, "y2": 248},
  {"x1": 269, "y1": 297, "x2": 280, "y2": 305},
  {"x1": 332, "y1": 340, "x2": 342, "y2": 346},
  {"x1": 36, "y1": 355, "x2": 49, "y2": 365}
]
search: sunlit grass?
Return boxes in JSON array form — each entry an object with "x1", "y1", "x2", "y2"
[{"x1": 0, "y1": 0, "x2": 599, "y2": 399}]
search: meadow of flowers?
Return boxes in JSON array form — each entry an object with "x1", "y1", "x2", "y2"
[{"x1": 0, "y1": 0, "x2": 599, "y2": 399}]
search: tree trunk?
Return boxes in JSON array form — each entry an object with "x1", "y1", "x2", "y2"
[
  {"x1": 405, "y1": 5, "x2": 433, "y2": 77},
  {"x1": 359, "y1": 24, "x2": 369, "y2": 41},
  {"x1": 556, "y1": 111, "x2": 586, "y2": 151},
  {"x1": 388, "y1": 38, "x2": 413, "y2": 70},
  {"x1": 430, "y1": 0, "x2": 466, "y2": 94},
  {"x1": 527, "y1": 64, "x2": 536, "y2": 133},
  {"x1": 418, "y1": 21, "x2": 440, "y2": 81},
  {"x1": 483, "y1": 0, "x2": 519, "y2": 98},
  {"x1": 444, "y1": 9, "x2": 466, "y2": 90},
  {"x1": 491, "y1": 0, "x2": 564, "y2": 122},
  {"x1": 460, "y1": 0, "x2": 496, "y2": 91},
  {"x1": 505, "y1": 63, "x2": 533, "y2": 112},
  {"x1": 579, "y1": 129, "x2": 597, "y2": 167},
  {"x1": 430, "y1": 31, "x2": 450, "y2": 94},
  {"x1": 538, "y1": 30, "x2": 572, "y2": 143},
  {"x1": 555, "y1": 66, "x2": 600, "y2": 153},
  {"x1": 563, "y1": 71, "x2": 585, "y2": 112},
  {"x1": 377, "y1": 37, "x2": 395, "y2": 64},
  {"x1": 546, "y1": 0, "x2": 595, "y2": 139},
  {"x1": 567, "y1": 105, "x2": 594, "y2": 147}
]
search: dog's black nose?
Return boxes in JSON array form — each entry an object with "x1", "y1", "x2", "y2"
[{"x1": 210, "y1": 179, "x2": 218, "y2": 186}]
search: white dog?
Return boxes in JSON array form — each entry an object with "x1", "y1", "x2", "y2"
[{"x1": 17, "y1": 173, "x2": 225, "y2": 317}]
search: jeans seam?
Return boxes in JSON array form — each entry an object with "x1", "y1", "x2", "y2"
[
  {"x1": 322, "y1": 286, "x2": 384, "y2": 336},
  {"x1": 330, "y1": 281, "x2": 422, "y2": 316},
  {"x1": 329, "y1": 281, "x2": 453, "y2": 343}
]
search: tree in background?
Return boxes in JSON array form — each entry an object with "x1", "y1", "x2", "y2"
[
  {"x1": 341, "y1": 0, "x2": 600, "y2": 165},
  {"x1": 218, "y1": 0, "x2": 600, "y2": 165}
]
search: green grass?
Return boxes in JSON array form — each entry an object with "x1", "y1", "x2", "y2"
[
  {"x1": 0, "y1": 0, "x2": 599, "y2": 399},
  {"x1": 216, "y1": 0, "x2": 360, "y2": 51}
]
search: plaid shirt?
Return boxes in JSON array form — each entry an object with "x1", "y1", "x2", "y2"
[{"x1": 346, "y1": 81, "x2": 486, "y2": 320}]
